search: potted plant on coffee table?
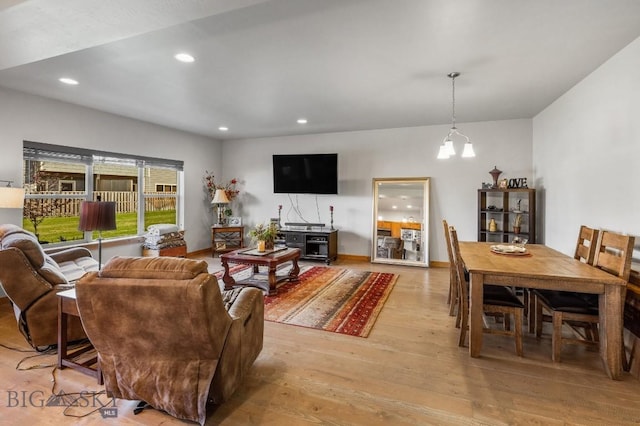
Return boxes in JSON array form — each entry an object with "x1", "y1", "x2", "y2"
[{"x1": 248, "y1": 222, "x2": 277, "y2": 252}]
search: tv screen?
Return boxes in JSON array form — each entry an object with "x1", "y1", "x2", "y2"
[{"x1": 273, "y1": 153, "x2": 338, "y2": 194}]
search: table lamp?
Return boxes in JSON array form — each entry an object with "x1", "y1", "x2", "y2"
[
  {"x1": 211, "y1": 189, "x2": 230, "y2": 226},
  {"x1": 78, "y1": 197, "x2": 116, "y2": 270}
]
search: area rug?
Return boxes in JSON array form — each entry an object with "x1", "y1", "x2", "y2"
[{"x1": 215, "y1": 265, "x2": 398, "y2": 337}]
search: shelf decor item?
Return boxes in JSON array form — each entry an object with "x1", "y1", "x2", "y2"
[
  {"x1": 513, "y1": 213, "x2": 523, "y2": 234},
  {"x1": 489, "y1": 166, "x2": 502, "y2": 188}
]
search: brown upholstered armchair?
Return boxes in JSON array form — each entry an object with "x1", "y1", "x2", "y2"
[
  {"x1": 75, "y1": 256, "x2": 264, "y2": 425},
  {"x1": 0, "y1": 224, "x2": 99, "y2": 349}
]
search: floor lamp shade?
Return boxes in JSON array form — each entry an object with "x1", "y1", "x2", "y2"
[
  {"x1": 78, "y1": 201, "x2": 116, "y2": 270},
  {"x1": 78, "y1": 201, "x2": 117, "y2": 232}
]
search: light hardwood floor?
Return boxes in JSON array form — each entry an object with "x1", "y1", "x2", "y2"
[{"x1": 1, "y1": 257, "x2": 640, "y2": 425}]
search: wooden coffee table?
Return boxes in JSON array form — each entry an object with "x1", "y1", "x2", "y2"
[{"x1": 220, "y1": 247, "x2": 301, "y2": 295}]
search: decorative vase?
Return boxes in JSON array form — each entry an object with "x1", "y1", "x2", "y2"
[
  {"x1": 489, "y1": 166, "x2": 503, "y2": 189},
  {"x1": 513, "y1": 226, "x2": 521, "y2": 234},
  {"x1": 489, "y1": 218, "x2": 497, "y2": 232},
  {"x1": 257, "y1": 240, "x2": 266, "y2": 252},
  {"x1": 265, "y1": 240, "x2": 274, "y2": 250}
]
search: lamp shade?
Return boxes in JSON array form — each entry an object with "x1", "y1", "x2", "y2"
[
  {"x1": 0, "y1": 187, "x2": 25, "y2": 208},
  {"x1": 211, "y1": 189, "x2": 230, "y2": 204},
  {"x1": 78, "y1": 201, "x2": 117, "y2": 231}
]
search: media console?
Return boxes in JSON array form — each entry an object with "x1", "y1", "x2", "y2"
[{"x1": 278, "y1": 228, "x2": 338, "y2": 265}]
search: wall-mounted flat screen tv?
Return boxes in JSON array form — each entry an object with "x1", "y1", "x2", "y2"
[{"x1": 273, "y1": 153, "x2": 338, "y2": 194}]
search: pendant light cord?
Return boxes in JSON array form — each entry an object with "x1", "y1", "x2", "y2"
[{"x1": 451, "y1": 74, "x2": 456, "y2": 129}]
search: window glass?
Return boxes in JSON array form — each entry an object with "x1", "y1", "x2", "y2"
[
  {"x1": 144, "y1": 167, "x2": 178, "y2": 229},
  {"x1": 23, "y1": 142, "x2": 183, "y2": 245},
  {"x1": 22, "y1": 159, "x2": 86, "y2": 243}
]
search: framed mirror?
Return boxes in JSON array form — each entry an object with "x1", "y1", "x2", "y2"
[{"x1": 371, "y1": 177, "x2": 430, "y2": 267}]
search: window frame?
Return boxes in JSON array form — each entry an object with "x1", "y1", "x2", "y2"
[{"x1": 23, "y1": 141, "x2": 184, "y2": 246}]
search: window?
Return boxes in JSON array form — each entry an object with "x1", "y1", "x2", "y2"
[
  {"x1": 155, "y1": 183, "x2": 177, "y2": 192},
  {"x1": 59, "y1": 180, "x2": 76, "y2": 191},
  {"x1": 23, "y1": 141, "x2": 183, "y2": 245},
  {"x1": 144, "y1": 169, "x2": 178, "y2": 229}
]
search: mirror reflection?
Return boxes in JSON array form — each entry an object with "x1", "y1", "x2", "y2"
[{"x1": 372, "y1": 177, "x2": 430, "y2": 267}]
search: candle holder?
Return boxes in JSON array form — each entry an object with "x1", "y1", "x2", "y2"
[
  {"x1": 330, "y1": 206, "x2": 334, "y2": 230},
  {"x1": 277, "y1": 205, "x2": 282, "y2": 229}
]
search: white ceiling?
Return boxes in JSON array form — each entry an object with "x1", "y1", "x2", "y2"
[{"x1": 2, "y1": 0, "x2": 640, "y2": 140}]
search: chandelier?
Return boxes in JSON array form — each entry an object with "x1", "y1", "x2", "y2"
[{"x1": 437, "y1": 72, "x2": 475, "y2": 159}]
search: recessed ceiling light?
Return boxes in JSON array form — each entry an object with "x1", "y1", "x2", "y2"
[
  {"x1": 218, "y1": 126, "x2": 229, "y2": 131},
  {"x1": 297, "y1": 118, "x2": 308, "y2": 124},
  {"x1": 174, "y1": 53, "x2": 195, "y2": 63},
  {"x1": 407, "y1": 205, "x2": 412, "y2": 209},
  {"x1": 59, "y1": 77, "x2": 79, "y2": 85},
  {"x1": 392, "y1": 205, "x2": 397, "y2": 209}
]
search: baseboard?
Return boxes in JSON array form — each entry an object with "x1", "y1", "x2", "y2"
[
  {"x1": 187, "y1": 248, "x2": 211, "y2": 258},
  {"x1": 337, "y1": 254, "x2": 370, "y2": 262},
  {"x1": 184, "y1": 248, "x2": 446, "y2": 268}
]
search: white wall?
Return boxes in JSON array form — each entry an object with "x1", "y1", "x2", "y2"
[
  {"x1": 0, "y1": 87, "x2": 222, "y2": 258},
  {"x1": 223, "y1": 119, "x2": 532, "y2": 262},
  {"x1": 0, "y1": 87, "x2": 533, "y2": 265},
  {"x1": 533, "y1": 36, "x2": 640, "y2": 255}
]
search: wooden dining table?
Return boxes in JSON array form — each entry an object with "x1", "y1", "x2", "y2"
[{"x1": 459, "y1": 242, "x2": 628, "y2": 380}]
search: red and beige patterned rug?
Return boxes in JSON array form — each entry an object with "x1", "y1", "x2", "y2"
[{"x1": 215, "y1": 265, "x2": 398, "y2": 338}]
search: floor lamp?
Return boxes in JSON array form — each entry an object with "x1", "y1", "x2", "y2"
[{"x1": 78, "y1": 198, "x2": 116, "y2": 270}]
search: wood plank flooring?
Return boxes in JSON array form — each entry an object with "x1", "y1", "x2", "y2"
[{"x1": 1, "y1": 257, "x2": 640, "y2": 425}]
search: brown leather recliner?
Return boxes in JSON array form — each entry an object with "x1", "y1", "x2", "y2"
[
  {"x1": 75, "y1": 256, "x2": 264, "y2": 425},
  {"x1": 0, "y1": 224, "x2": 99, "y2": 348}
]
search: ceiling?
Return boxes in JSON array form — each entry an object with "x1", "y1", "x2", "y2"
[{"x1": 2, "y1": 0, "x2": 640, "y2": 141}]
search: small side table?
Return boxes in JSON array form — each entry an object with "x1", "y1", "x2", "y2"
[
  {"x1": 211, "y1": 226, "x2": 244, "y2": 257},
  {"x1": 57, "y1": 289, "x2": 103, "y2": 385}
]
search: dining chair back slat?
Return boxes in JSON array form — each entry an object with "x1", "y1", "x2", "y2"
[
  {"x1": 574, "y1": 225, "x2": 600, "y2": 264},
  {"x1": 594, "y1": 231, "x2": 635, "y2": 280}
]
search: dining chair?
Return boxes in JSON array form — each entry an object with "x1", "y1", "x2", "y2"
[
  {"x1": 533, "y1": 225, "x2": 600, "y2": 335},
  {"x1": 534, "y1": 229, "x2": 634, "y2": 362},
  {"x1": 449, "y1": 226, "x2": 524, "y2": 356},
  {"x1": 443, "y1": 219, "x2": 458, "y2": 317}
]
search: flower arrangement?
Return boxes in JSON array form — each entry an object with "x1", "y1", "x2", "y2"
[{"x1": 203, "y1": 171, "x2": 239, "y2": 201}]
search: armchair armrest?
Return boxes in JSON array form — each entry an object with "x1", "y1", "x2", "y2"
[
  {"x1": 225, "y1": 287, "x2": 264, "y2": 322},
  {"x1": 49, "y1": 247, "x2": 93, "y2": 263}
]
